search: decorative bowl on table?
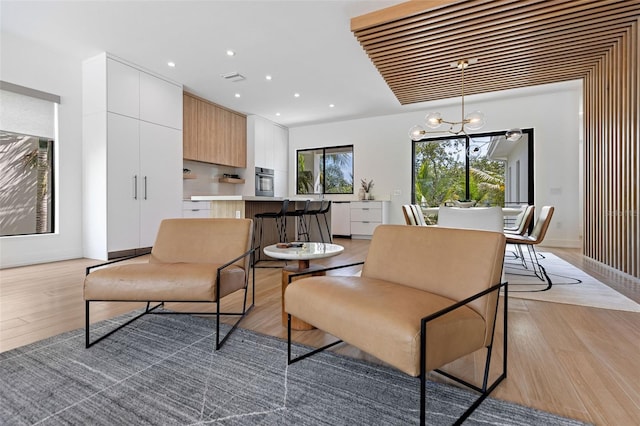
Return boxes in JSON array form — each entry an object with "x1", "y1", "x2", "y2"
[{"x1": 454, "y1": 200, "x2": 477, "y2": 208}]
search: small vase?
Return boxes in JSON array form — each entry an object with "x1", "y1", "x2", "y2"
[{"x1": 364, "y1": 192, "x2": 370, "y2": 200}]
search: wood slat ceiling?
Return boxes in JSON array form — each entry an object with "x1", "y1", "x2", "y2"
[{"x1": 351, "y1": 0, "x2": 640, "y2": 105}]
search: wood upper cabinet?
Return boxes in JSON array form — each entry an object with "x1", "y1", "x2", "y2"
[
  {"x1": 183, "y1": 92, "x2": 247, "y2": 167},
  {"x1": 197, "y1": 98, "x2": 218, "y2": 163},
  {"x1": 183, "y1": 93, "x2": 198, "y2": 160},
  {"x1": 214, "y1": 106, "x2": 232, "y2": 164},
  {"x1": 230, "y1": 111, "x2": 247, "y2": 168}
]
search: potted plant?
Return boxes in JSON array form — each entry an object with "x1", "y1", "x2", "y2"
[{"x1": 360, "y1": 178, "x2": 374, "y2": 200}]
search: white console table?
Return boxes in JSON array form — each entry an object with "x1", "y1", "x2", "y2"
[{"x1": 350, "y1": 201, "x2": 390, "y2": 239}]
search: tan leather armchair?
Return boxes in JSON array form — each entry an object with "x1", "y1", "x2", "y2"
[
  {"x1": 84, "y1": 218, "x2": 254, "y2": 350},
  {"x1": 285, "y1": 225, "x2": 507, "y2": 425}
]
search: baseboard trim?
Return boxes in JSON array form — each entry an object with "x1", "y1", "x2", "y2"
[
  {"x1": 538, "y1": 239, "x2": 582, "y2": 249},
  {"x1": 0, "y1": 249, "x2": 83, "y2": 269}
]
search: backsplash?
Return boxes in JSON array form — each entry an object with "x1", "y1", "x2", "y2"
[{"x1": 182, "y1": 160, "x2": 245, "y2": 198}]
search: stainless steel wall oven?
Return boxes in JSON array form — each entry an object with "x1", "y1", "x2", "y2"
[{"x1": 255, "y1": 167, "x2": 274, "y2": 197}]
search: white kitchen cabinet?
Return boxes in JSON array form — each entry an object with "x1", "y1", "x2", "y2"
[
  {"x1": 139, "y1": 121, "x2": 183, "y2": 246},
  {"x1": 106, "y1": 113, "x2": 141, "y2": 252},
  {"x1": 83, "y1": 52, "x2": 183, "y2": 260},
  {"x1": 252, "y1": 115, "x2": 287, "y2": 171},
  {"x1": 274, "y1": 169, "x2": 288, "y2": 197},
  {"x1": 246, "y1": 115, "x2": 289, "y2": 196},
  {"x1": 107, "y1": 58, "x2": 139, "y2": 118},
  {"x1": 255, "y1": 118, "x2": 273, "y2": 169},
  {"x1": 106, "y1": 56, "x2": 183, "y2": 130},
  {"x1": 350, "y1": 201, "x2": 390, "y2": 239},
  {"x1": 273, "y1": 125, "x2": 288, "y2": 171},
  {"x1": 331, "y1": 201, "x2": 351, "y2": 237},
  {"x1": 140, "y1": 71, "x2": 183, "y2": 130},
  {"x1": 182, "y1": 201, "x2": 211, "y2": 218}
]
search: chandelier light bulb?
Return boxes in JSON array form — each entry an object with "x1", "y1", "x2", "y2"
[
  {"x1": 465, "y1": 111, "x2": 485, "y2": 130},
  {"x1": 506, "y1": 128, "x2": 523, "y2": 141},
  {"x1": 424, "y1": 112, "x2": 443, "y2": 129},
  {"x1": 409, "y1": 125, "x2": 426, "y2": 141}
]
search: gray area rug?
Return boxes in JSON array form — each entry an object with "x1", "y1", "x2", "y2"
[{"x1": 0, "y1": 311, "x2": 589, "y2": 425}]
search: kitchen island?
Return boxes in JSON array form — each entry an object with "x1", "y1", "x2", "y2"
[{"x1": 188, "y1": 195, "x2": 330, "y2": 245}]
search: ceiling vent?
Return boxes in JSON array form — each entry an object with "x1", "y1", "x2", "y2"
[{"x1": 220, "y1": 72, "x2": 245, "y2": 83}]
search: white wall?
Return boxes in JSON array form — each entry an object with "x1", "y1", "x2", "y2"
[
  {"x1": 503, "y1": 135, "x2": 529, "y2": 205},
  {"x1": 0, "y1": 32, "x2": 84, "y2": 267},
  {"x1": 289, "y1": 81, "x2": 583, "y2": 248}
]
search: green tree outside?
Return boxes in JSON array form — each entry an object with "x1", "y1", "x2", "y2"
[{"x1": 414, "y1": 137, "x2": 505, "y2": 207}]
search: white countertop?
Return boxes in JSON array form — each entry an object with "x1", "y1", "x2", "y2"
[
  {"x1": 189, "y1": 195, "x2": 322, "y2": 202},
  {"x1": 189, "y1": 195, "x2": 391, "y2": 202}
]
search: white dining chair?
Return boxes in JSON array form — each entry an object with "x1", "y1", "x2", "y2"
[{"x1": 437, "y1": 206, "x2": 506, "y2": 282}]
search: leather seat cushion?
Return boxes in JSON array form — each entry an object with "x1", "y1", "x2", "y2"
[
  {"x1": 285, "y1": 275, "x2": 486, "y2": 377},
  {"x1": 84, "y1": 263, "x2": 246, "y2": 302}
]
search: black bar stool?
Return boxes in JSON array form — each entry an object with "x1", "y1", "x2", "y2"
[
  {"x1": 285, "y1": 199, "x2": 311, "y2": 242},
  {"x1": 254, "y1": 199, "x2": 289, "y2": 265},
  {"x1": 306, "y1": 200, "x2": 332, "y2": 243}
]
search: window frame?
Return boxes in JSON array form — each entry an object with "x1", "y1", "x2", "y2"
[
  {"x1": 0, "y1": 81, "x2": 59, "y2": 237},
  {"x1": 296, "y1": 144, "x2": 354, "y2": 195},
  {"x1": 411, "y1": 129, "x2": 534, "y2": 207}
]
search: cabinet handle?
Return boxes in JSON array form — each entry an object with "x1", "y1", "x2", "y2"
[
  {"x1": 133, "y1": 175, "x2": 138, "y2": 200},
  {"x1": 362, "y1": 208, "x2": 370, "y2": 210},
  {"x1": 144, "y1": 176, "x2": 148, "y2": 200},
  {"x1": 362, "y1": 221, "x2": 370, "y2": 223}
]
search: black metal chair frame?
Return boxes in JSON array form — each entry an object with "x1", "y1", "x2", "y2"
[
  {"x1": 85, "y1": 248, "x2": 255, "y2": 350},
  {"x1": 285, "y1": 199, "x2": 311, "y2": 242},
  {"x1": 505, "y1": 206, "x2": 554, "y2": 291},
  {"x1": 286, "y1": 262, "x2": 508, "y2": 426},
  {"x1": 305, "y1": 200, "x2": 332, "y2": 243},
  {"x1": 505, "y1": 206, "x2": 535, "y2": 270}
]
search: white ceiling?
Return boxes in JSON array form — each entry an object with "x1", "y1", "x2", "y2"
[{"x1": 1, "y1": 0, "x2": 415, "y2": 128}]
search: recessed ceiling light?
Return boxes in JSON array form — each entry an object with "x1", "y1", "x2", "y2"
[
  {"x1": 167, "y1": 61, "x2": 176, "y2": 68},
  {"x1": 234, "y1": 93, "x2": 241, "y2": 98},
  {"x1": 329, "y1": 104, "x2": 335, "y2": 108},
  {"x1": 265, "y1": 75, "x2": 272, "y2": 81},
  {"x1": 276, "y1": 112, "x2": 281, "y2": 116},
  {"x1": 226, "y1": 50, "x2": 235, "y2": 56},
  {"x1": 294, "y1": 93, "x2": 301, "y2": 98}
]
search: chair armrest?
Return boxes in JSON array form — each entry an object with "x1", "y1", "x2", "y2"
[
  {"x1": 85, "y1": 252, "x2": 149, "y2": 276},
  {"x1": 421, "y1": 281, "x2": 507, "y2": 325},
  {"x1": 216, "y1": 247, "x2": 256, "y2": 273},
  {"x1": 286, "y1": 261, "x2": 365, "y2": 283}
]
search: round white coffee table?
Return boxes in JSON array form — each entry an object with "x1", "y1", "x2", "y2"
[
  {"x1": 263, "y1": 242, "x2": 344, "y2": 269},
  {"x1": 263, "y1": 242, "x2": 344, "y2": 330}
]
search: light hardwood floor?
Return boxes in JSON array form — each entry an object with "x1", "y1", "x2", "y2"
[{"x1": 1, "y1": 239, "x2": 639, "y2": 425}]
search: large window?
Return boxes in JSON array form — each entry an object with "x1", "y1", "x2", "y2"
[
  {"x1": 412, "y1": 129, "x2": 533, "y2": 208},
  {"x1": 0, "y1": 82, "x2": 58, "y2": 237},
  {"x1": 296, "y1": 145, "x2": 353, "y2": 194}
]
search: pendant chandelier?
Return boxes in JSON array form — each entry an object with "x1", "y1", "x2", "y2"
[{"x1": 409, "y1": 59, "x2": 523, "y2": 142}]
